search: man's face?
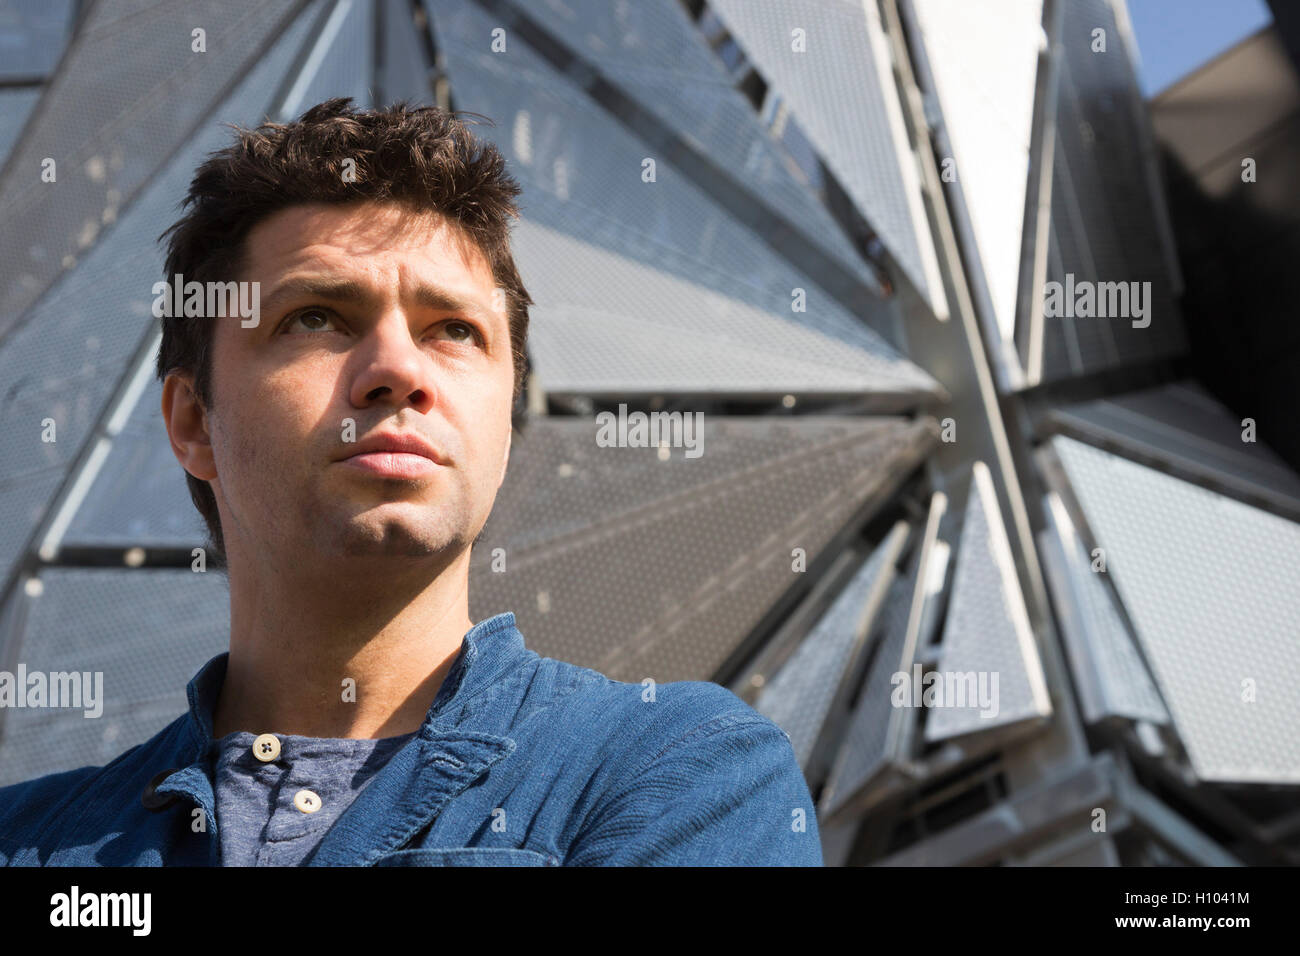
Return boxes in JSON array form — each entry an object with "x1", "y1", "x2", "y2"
[{"x1": 175, "y1": 201, "x2": 514, "y2": 566}]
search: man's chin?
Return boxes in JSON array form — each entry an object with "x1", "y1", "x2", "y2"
[{"x1": 326, "y1": 515, "x2": 467, "y2": 561}]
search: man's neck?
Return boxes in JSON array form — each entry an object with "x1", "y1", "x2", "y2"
[{"x1": 211, "y1": 547, "x2": 474, "y2": 741}]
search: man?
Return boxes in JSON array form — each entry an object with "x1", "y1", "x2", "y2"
[{"x1": 0, "y1": 99, "x2": 822, "y2": 866}]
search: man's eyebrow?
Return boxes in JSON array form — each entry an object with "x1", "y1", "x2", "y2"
[
  {"x1": 261, "y1": 277, "x2": 371, "y2": 314},
  {"x1": 412, "y1": 284, "x2": 492, "y2": 318},
  {"x1": 261, "y1": 276, "x2": 492, "y2": 319}
]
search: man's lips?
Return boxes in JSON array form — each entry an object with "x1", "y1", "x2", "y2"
[
  {"x1": 337, "y1": 431, "x2": 449, "y2": 478},
  {"x1": 339, "y1": 451, "x2": 442, "y2": 479}
]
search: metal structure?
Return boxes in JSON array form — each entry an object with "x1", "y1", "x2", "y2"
[{"x1": 0, "y1": 0, "x2": 1295, "y2": 865}]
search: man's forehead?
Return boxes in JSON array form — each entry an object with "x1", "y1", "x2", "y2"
[{"x1": 245, "y1": 201, "x2": 492, "y2": 278}]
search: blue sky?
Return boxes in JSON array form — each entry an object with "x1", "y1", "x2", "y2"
[{"x1": 1126, "y1": 0, "x2": 1273, "y2": 96}]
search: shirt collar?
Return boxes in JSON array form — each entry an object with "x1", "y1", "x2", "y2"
[{"x1": 182, "y1": 611, "x2": 524, "y2": 755}]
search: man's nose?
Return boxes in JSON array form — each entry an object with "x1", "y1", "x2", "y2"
[{"x1": 348, "y1": 310, "x2": 437, "y2": 413}]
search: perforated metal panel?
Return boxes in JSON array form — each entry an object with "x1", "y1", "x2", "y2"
[
  {"x1": 0, "y1": 87, "x2": 40, "y2": 167},
  {"x1": 754, "y1": 525, "x2": 905, "y2": 769},
  {"x1": 277, "y1": 0, "x2": 375, "y2": 119},
  {"x1": 0, "y1": 569, "x2": 231, "y2": 786},
  {"x1": 1038, "y1": 0, "x2": 1186, "y2": 382},
  {"x1": 430, "y1": 0, "x2": 940, "y2": 400},
  {"x1": 1039, "y1": 492, "x2": 1168, "y2": 726},
  {"x1": 1040, "y1": 217, "x2": 1079, "y2": 375},
  {"x1": 0, "y1": 0, "x2": 75, "y2": 79},
  {"x1": 0, "y1": 0, "x2": 310, "y2": 336},
  {"x1": 707, "y1": 0, "x2": 949, "y2": 319},
  {"x1": 468, "y1": 415, "x2": 937, "y2": 682},
  {"x1": 910, "y1": 0, "x2": 1042, "y2": 342},
  {"x1": 512, "y1": 219, "x2": 940, "y2": 399},
  {"x1": 60, "y1": 378, "x2": 204, "y2": 548},
  {"x1": 1046, "y1": 380, "x2": 1300, "y2": 517},
  {"x1": 501, "y1": 0, "x2": 878, "y2": 290},
  {"x1": 0, "y1": 6, "x2": 321, "y2": 588},
  {"x1": 924, "y1": 461, "x2": 1050, "y2": 741},
  {"x1": 0, "y1": 471, "x2": 63, "y2": 591},
  {"x1": 1053, "y1": 436, "x2": 1300, "y2": 783},
  {"x1": 378, "y1": 0, "x2": 432, "y2": 106},
  {"x1": 818, "y1": 530, "x2": 928, "y2": 820},
  {"x1": 67, "y1": 447, "x2": 204, "y2": 549},
  {"x1": 819, "y1": 490, "x2": 946, "y2": 821}
]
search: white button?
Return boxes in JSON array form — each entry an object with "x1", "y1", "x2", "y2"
[
  {"x1": 294, "y1": 789, "x2": 322, "y2": 814},
  {"x1": 252, "y1": 733, "x2": 281, "y2": 762}
]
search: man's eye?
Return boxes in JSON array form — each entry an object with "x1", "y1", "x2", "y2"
[
  {"x1": 284, "y1": 308, "x2": 337, "y2": 333},
  {"x1": 437, "y1": 320, "x2": 479, "y2": 344}
]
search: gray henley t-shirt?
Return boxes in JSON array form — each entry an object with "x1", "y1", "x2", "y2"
[{"x1": 211, "y1": 730, "x2": 417, "y2": 866}]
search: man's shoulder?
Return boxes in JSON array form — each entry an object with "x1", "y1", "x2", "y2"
[
  {"x1": 515, "y1": 656, "x2": 820, "y2": 865},
  {"x1": 0, "y1": 715, "x2": 189, "y2": 862},
  {"x1": 0, "y1": 763, "x2": 106, "y2": 826},
  {"x1": 516, "y1": 652, "x2": 790, "y2": 768}
]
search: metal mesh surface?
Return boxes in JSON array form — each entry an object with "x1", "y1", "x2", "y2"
[
  {"x1": 707, "y1": 0, "x2": 948, "y2": 318},
  {"x1": 0, "y1": 0, "x2": 309, "y2": 336},
  {"x1": 379, "y1": 0, "x2": 432, "y2": 105},
  {"x1": 1053, "y1": 436, "x2": 1300, "y2": 783},
  {"x1": 501, "y1": 0, "x2": 878, "y2": 290},
  {"x1": 60, "y1": 377, "x2": 204, "y2": 547},
  {"x1": 923, "y1": 461, "x2": 1051, "y2": 741},
  {"x1": 278, "y1": 0, "x2": 374, "y2": 119},
  {"x1": 0, "y1": 469, "x2": 65, "y2": 590},
  {"x1": 430, "y1": 0, "x2": 939, "y2": 399},
  {"x1": 754, "y1": 534, "x2": 898, "y2": 769},
  {"x1": 468, "y1": 415, "x2": 937, "y2": 682},
  {"x1": 819, "y1": 552, "x2": 921, "y2": 819},
  {"x1": 0, "y1": 0, "x2": 75, "y2": 79},
  {"x1": 1038, "y1": 0, "x2": 1186, "y2": 382},
  {"x1": 1039, "y1": 492, "x2": 1169, "y2": 726},
  {"x1": 64, "y1": 443, "x2": 206, "y2": 549},
  {"x1": 0, "y1": 87, "x2": 40, "y2": 167},
  {"x1": 0, "y1": 6, "x2": 321, "y2": 585},
  {"x1": 1047, "y1": 380, "x2": 1300, "y2": 515},
  {"x1": 0, "y1": 568, "x2": 231, "y2": 786}
]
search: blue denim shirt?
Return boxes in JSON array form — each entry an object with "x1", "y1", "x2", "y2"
[{"x1": 0, "y1": 613, "x2": 822, "y2": 866}]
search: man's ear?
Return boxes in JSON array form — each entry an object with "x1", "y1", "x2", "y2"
[{"x1": 161, "y1": 372, "x2": 217, "y2": 481}]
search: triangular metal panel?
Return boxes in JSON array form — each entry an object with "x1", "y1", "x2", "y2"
[
  {"x1": 429, "y1": 0, "x2": 941, "y2": 401},
  {"x1": 707, "y1": 0, "x2": 949, "y2": 319},
  {"x1": 378, "y1": 0, "x2": 433, "y2": 105},
  {"x1": 500, "y1": 0, "x2": 879, "y2": 291},
  {"x1": 0, "y1": 88, "x2": 41, "y2": 168},
  {"x1": 1037, "y1": 0, "x2": 1186, "y2": 382},
  {"x1": 62, "y1": 385, "x2": 207, "y2": 549},
  {"x1": 754, "y1": 523, "x2": 908, "y2": 770},
  {"x1": 1046, "y1": 380, "x2": 1300, "y2": 518},
  {"x1": 278, "y1": 0, "x2": 376, "y2": 119},
  {"x1": 1038, "y1": 491, "x2": 1169, "y2": 726},
  {"x1": 468, "y1": 415, "x2": 938, "y2": 683},
  {"x1": 0, "y1": 0, "x2": 310, "y2": 334},
  {"x1": 0, "y1": 568, "x2": 231, "y2": 786},
  {"x1": 1052, "y1": 435, "x2": 1300, "y2": 783},
  {"x1": 69, "y1": 435, "x2": 201, "y2": 548},
  {"x1": 924, "y1": 461, "x2": 1051, "y2": 741},
  {"x1": 0, "y1": 472, "x2": 64, "y2": 592},
  {"x1": 74, "y1": 0, "x2": 186, "y2": 31},
  {"x1": 0, "y1": 7, "x2": 323, "y2": 587},
  {"x1": 0, "y1": 0, "x2": 76, "y2": 79},
  {"x1": 513, "y1": 221, "x2": 941, "y2": 400},
  {"x1": 820, "y1": 489, "x2": 946, "y2": 821}
]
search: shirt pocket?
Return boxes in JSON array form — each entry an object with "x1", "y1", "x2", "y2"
[{"x1": 371, "y1": 847, "x2": 559, "y2": 867}]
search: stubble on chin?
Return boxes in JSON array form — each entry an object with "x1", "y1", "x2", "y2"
[{"x1": 312, "y1": 492, "x2": 475, "y2": 561}]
